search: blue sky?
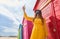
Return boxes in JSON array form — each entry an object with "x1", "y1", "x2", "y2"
[{"x1": 0, "y1": 0, "x2": 36, "y2": 36}]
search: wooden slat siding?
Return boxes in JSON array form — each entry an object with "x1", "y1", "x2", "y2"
[
  {"x1": 33, "y1": 0, "x2": 40, "y2": 11},
  {"x1": 53, "y1": 0, "x2": 60, "y2": 39}
]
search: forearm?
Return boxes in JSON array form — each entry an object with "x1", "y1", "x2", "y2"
[
  {"x1": 24, "y1": 11, "x2": 28, "y2": 19},
  {"x1": 23, "y1": 6, "x2": 33, "y2": 21}
]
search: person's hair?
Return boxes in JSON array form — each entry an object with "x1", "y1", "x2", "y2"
[{"x1": 33, "y1": 10, "x2": 44, "y2": 24}]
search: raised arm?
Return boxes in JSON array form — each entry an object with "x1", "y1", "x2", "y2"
[
  {"x1": 23, "y1": 6, "x2": 33, "y2": 21},
  {"x1": 40, "y1": 0, "x2": 51, "y2": 10}
]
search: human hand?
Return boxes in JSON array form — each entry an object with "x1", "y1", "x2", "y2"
[{"x1": 22, "y1": 5, "x2": 25, "y2": 11}]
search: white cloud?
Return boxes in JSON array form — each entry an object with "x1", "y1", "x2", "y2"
[
  {"x1": 24, "y1": 0, "x2": 36, "y2": 9},
  {"x1": 0, "y1": 26, "x2": 8, "y2": 29},
  {"x1": 19, "y1": 0, "x2": 36, "y2": 17},
  {"x1": 19, "y1": 0, "x2": 25, "y2": 7},
  {"x1": 0, "y1": 0, "x2": 23, "y2": 36},
  {"x1": 0, "y1": 25, "x2": 18, "y2": 36},
  {"x1": 18, "y1": 0, "x2": 36, "y2": 9},
  {"x1": 0, "y1": 0, "x2": 36, "y2": 25},
  {"x1": 0, "y1": 6, "x2": 20, "y2": 35},
  {"x1": 0, "y1": 7, "x2": 20, "y2": 25},
  {"x1": 0, "y1": 25, "x2": 18, "y2": 32},
  {"x1": 14, "y1": 12, "x2": 23, "y2": 23},
  {"x1": 0, "y1": 0, "x2": 36, "y2": 36},
  {"x1": 3, "y1": 28, "x2": 18, "y2": 33},
  {"x1": 0, "y1": 0, "x2": 20, "y2": 7},
  {"x1": 0, "y1": 25, "x2": 18, "y2": 35},
  {"x1": 3, "y1": 28, "x2": 18, "y2": 36}
]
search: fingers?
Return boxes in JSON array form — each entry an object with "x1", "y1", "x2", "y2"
[{"x1": 22, "y1": 5, "x2": 25, "y2": 11}]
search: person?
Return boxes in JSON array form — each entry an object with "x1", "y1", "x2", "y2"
[{"x1": 22, "y1": 6, "x2": 48, "y2": 39}]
